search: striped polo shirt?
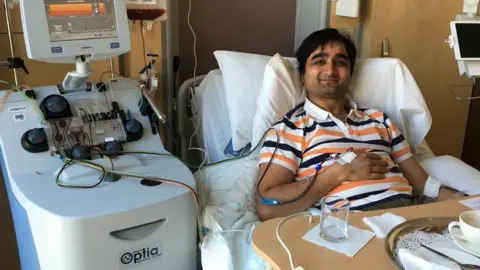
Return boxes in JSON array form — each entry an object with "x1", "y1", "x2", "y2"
[{"x1": 259, "y1": 98, "x2": 414, "y2": 210}]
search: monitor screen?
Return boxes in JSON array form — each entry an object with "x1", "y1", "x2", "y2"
[
  {"x1": 456, "y1": 23, "x2": 480, "y2": 58},
  {"x1": 44, "y1": 0, "x2": 118, "y2": 42}
]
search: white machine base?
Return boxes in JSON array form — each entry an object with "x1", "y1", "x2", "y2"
[{"x1": 0, "y1": 80, "x2": 197, "y2": 270}]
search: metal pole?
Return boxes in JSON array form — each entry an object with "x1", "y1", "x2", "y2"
[
  {"x1": 4, "y1": 0, "x2": 18, "y2": 86},
  {"x1": 109, "y1": 57, "x2": 115, "y2": 79}
]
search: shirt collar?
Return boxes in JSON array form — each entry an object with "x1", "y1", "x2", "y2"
[{"x1": 303, "y1": 98, "x2": 362, "y2": 121}]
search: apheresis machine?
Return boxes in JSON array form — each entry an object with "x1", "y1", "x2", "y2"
[{"x1": 0, "y1": 1, "x2": 197, "y2": 270}]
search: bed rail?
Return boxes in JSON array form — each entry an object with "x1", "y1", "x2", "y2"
[{"x1": 177, "y1": 75, "x2": 207, "y2": 167}]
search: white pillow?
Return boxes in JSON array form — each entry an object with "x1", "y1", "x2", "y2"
[
  {"x1": 349, "y1": 58, "x2": 432, "y2": 149},
  {"x1": 420, "y1": 155, "x2": 480, "y2": 196},
  {"x1": 251, "y1": 53, "x2": 306, "y2": 147},
  {"x1": 213, "y1": 50, "x2": 296, "y2": 151},
  {"x1": 195, "y1": 69, "x2": 232, "y2": 163}
]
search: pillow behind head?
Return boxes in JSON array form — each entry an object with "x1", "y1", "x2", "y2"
[
  {"x1": 251, "y1": 53, "x2": 306, "y2": 147},
  {"x1": 214, "y1": 50, "x2": 298, "y2": 152}
]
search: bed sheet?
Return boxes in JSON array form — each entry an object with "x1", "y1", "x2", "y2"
[{"x1": 195, "y1": 69, "x2": 233, "y2": 163}]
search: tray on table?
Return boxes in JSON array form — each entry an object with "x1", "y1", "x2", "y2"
[{"x1": 384, "y1": 216, "x2": 458, "y2": 269}]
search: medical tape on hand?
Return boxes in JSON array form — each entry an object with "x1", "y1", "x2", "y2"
[
  {"x1": 423, "y1": 176, "x2": 442, "y2": 198},
  {"x1": 336, "y1": 152, "x2": 357, "y2": 166}
]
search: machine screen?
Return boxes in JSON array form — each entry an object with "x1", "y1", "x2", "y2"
[
  {"x1": 44, "y1": 0, "x2": 118, "y2": 42},
  {"x1": 456, "y1": 23, "x2": 480, "y2": 58}
]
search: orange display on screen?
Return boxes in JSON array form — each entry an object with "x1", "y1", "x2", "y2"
[
  {"x1": 49, "y1": 3, "x2": 101, "y2": 17},
  {"x1": 98, "y1": 3, "x2": 105, "y2": 15}
]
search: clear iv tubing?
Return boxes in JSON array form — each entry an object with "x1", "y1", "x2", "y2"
[{"x1": 97, "y1": 71, "x2": 144, "y2": 114}]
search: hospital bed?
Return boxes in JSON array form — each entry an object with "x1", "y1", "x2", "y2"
[{"x1": 177, "y1": 51, "x2": 480, "y2": 270}]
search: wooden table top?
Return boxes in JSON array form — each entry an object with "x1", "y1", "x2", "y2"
[{"x1": 251, "y1": 196, "x2": 478, "y2": 270}]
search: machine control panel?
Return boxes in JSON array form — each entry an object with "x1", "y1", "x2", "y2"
[{"x1": 19, "y1": 81, "x2": 148, "y2": 160}]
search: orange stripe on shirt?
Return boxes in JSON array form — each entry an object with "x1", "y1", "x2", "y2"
[
  {"x1": 280, "y1": 130, "x2": 304, "y2": 144},
  {"x1": 349, "y1": 127, "x2": 389, "y2": 137},
  {"x1": 329, "y1": 176, "x2": 409, "y2": 194},
  {"x1": 391, "y1": 146, "x2": 411, "y2": 160},
  {"x1": 305, "y1": 129, "x2": 344, "y2": 146},
  {"x1": 266, "y1": 129, "x2": 304, "y2": 144},
  {"x1": 294, "y1": 115, "x2": 314, "y2": 126},
  {"x1": 388, "y1": 121, "x2": 399, "y2": 133},
  {"x1": 260, "y1": 153, "x2": 298, "y2": 169},
  {"x1": 368, "y1": 111, "x2": 383, "y2": 119},
  {"x1": 389, "y1": 185, "x2": 413, "y2": 194}
]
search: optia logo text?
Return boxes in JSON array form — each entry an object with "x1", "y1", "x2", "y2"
[{"x1": 121, "y1": 246, "x2": 161, "y2": 265}]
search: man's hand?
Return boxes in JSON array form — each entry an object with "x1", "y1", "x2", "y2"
[{"x1": 345, "y1": 152, "x2": 390, "y2": 180}]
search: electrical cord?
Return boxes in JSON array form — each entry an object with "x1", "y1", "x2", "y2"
[
  {"x1": 55, "y1": 152, "x2": 203, "y2": 242},
  {"x1": 276, "y1": 211, "x2": 314, "y2": 270},
  {"x1": 56, "y1": 156, "x2": 112, "y2": 189},
  {"x1": 186, "y1": 0, "x2": 208, "y2": 171},
  {"x1": 51, "y1": 128, "x2": 276, "y2": 244},
  {"x1": 188, "y1": 0, "x2": 197, "y2": 88}
]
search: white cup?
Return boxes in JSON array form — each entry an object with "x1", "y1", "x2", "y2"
[{"x1": 448, "y1": 210, "x2": 480, "y2": 244}]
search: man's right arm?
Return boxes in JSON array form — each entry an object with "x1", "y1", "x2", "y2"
[
  {"x1": 255, "y1": 162, "x2": 349, "y2": 221},
  {"x1": 255, "y1": 151, "x2": 390, "y2": 221}
]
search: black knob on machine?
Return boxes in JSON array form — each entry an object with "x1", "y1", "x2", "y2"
[
  {"x1": 71, "y1": 146, "x2": 90, "y2": 160},
  {"x1": 105, "y1": 141, "x2": 123, "y2": 156},
  {"x1": 21, "y1": 128, "x2": 48, "y2": 153},
  {"x1": 40, "y1": 95, "x2": 72, "y2": 120},
  {"x1": 27, "y1": 129, "x2": 46, "y2": 145},
  {"x1": 125, "y1": 119, "x2": 143, "y2": 142},
  {"x1": 46, "y1": 96, "x2": 67, "y2": 114}
]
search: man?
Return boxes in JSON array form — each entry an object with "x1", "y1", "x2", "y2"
[{"x1": 256, "y1": 28, "x2": 463, "y2": 221}]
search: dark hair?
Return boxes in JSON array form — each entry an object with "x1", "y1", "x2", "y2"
[{"x1": 295, "y1": 28, "x2": 357, "y2": 75}]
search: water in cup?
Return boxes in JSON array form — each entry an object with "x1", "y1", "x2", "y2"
[{"x1": 320, "y1": 196, "x2": 350, "y2": 242}]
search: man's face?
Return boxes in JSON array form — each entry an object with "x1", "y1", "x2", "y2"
[{"x1": 302, "y1": 42, "x2": 351, "y2": 99}]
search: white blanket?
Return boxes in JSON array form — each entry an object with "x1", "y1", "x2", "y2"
[{"x1": 196, "y1": 152, "x2": 266, "y2": 270}]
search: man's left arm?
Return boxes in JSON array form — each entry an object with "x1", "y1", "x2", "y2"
[
  {"x1": 398, "y1": 157, "x2": 465, "y2": 201},
  {"x1": 384, "y1": 113, "x2": 464, "y2": 201}
]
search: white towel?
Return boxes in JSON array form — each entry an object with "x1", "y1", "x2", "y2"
[
  {"x1": 362, "y1": 212, "x2": 407, "y2": 238},
  {"x1": 398, "y1": 239, "x2": 480, "y2": 270},
  {"x1": 302, "y1": 220, "x2": 375, "y2": 257}
]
